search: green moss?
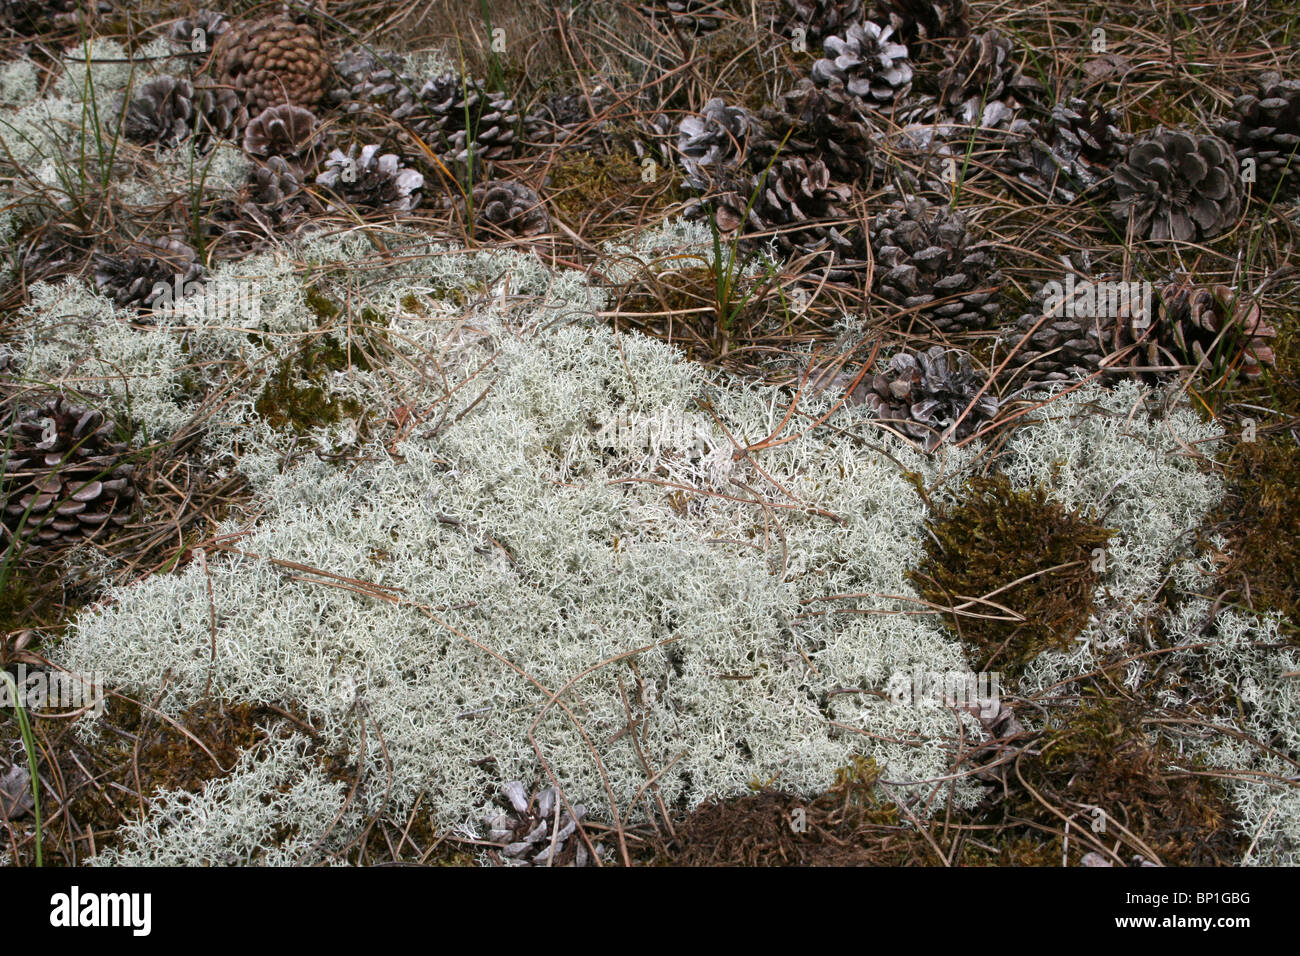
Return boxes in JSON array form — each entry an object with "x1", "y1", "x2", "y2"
[
  {"x1": 994, "y1": 693, "x2": 1246, "y2": 866},
  {"x1": 255, "y1": 334, "x2": 364, "y2": 436},
  {"x1": 304, "y1": 285, "x2": 342, "y2": 323},
  {"x1": 1212, "y1": 436, "x2": 1300, "y2": 622},
  {"x1": 909, "y1": 473, "x2": 1114, "y2": 682},
  {"x1": 547, "y1": 146, "x2": 687, "y2": 242}
]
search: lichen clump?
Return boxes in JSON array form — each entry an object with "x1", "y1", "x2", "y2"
[{"x1": 910, "y1": 473, "x2": 1114, "y2": 680}]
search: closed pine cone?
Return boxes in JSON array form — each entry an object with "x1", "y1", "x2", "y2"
[{"x1": 214, "y1": 15, "x2": 329, "y2": 114}]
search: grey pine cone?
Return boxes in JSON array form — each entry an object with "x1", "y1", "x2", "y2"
[
  {"x1": 677, "y1": 98, "x2": 752, "y2": 190},
  {"x1": 472, "y1": 180, "x2": 550, "y2": 237},
  {"x1": 316, "y1": 145, "x2": 424, "y2": 213},
  {"x1": 123, "y1": 76, "x2": 194, "y2": 147},
  {"x1": 1110, "y1": 128, "x2": 1243, "y2": 242},
  {"x1": 1002, "y1": 98, "x2": 1129, "y2": 202},
  {"x1": 873, "y1": 0, "x2": 970, "y2": 46},
  {"x1": 92, "y1": 237, "x2": 204, "y2": 312},
  {"x1": 1217, "y1": 72, "x2": 1300, "y2": 202},
  {"x1": 871, "y1": 197, "x2": 1001, "y2": 332},
  {"x1": 242, "y1": 104, "x2": 322, "y2": 170},
  {"x1": 811, "y1": 21, "x2": 913, "y2": 107},
  {"x1": 938, "y1": 30, "x2": 1044, "y2": 129},
  {"x1": 856, "y1": 346, "x2": 997, "y2": 449},
  {"x1": 484, "y1": 781, "x2": 593, "y2": 866}
]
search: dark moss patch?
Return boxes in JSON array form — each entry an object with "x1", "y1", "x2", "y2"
[
  {"x1": 255, "y1": 334, "x2": 365, "y2": 436},
  {"x1": 987, "y1": 694, "x2": 1246, "y2": 866},
  {"x1": 546, "y1": 146, "x2": 686, "y2": 243},
  {"x1": 1211, "y1": 436, "x2": 1300, "y2": 622},
  {"x1": 658, "y1": 756, "x2": 932, "y2": 866},
  {"x1": 909, "y1": 473, "x2": 1114, "y2": 682}
]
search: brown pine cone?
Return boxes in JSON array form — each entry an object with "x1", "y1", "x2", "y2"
[{"x1": 214, "y1": 16, "x2": 330, "y2": 114}]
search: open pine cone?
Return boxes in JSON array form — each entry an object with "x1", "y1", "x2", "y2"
[
  {"x1": 777, "y1": 0, "x2": 864, "y2": 48},
  {"x1": 873, "y1": 0, "x2": 970, "y2": 46},
  {"x1": 753, "y1": 79, "x2": 877, "y2": 184},
  {"x1": 169, "y1": 8, "x2": 229, "y2": 52},
  {"x1": 811, "y1": 21, "x2": 913, "y2": 107},
  {"x1": 1111, "y1": 129, "x2": 1243, "y2": 242},
  {"x1": 122, "y1": 76, "x2": 195, "y2": 147},
  {"x1": 871, "y1": 197, "x2": 1001, "y2": 332},
  {"x1": 1108, "y1": 277, "x2": 1276, "y2": 380},
  {"x1": 844, "y1": 346, "x2": 997, "y2": 449},
  {"x1": 1217, "y1": 72, "x2": 1300, "y2": 202},
  {"x1": 1000, "y1": 289, "x2": 1112, "y2": 385},
  {"x1": 235, "y1": 156, "x2": 315, "y2": 233},
  {"x1": 2, "y1": 396, "x2": 137, "y2": 547},
  {"x1": 242, "y1": 104, "x2": 322, "y2": 170},
  {"x1": 93, "y1": 237, "x2": 204, "y2": 312},
  {"x1": 192, "y1": 82, "x2": 249, "y2": 150},
  {"x1": 392, "y1": 73, "x2": 518, "y2": 172},
  {"x1": 677, "y1": 98, "x2": 752, "y2": 190},
  {"x1": 484, "y1": 781, "x2": 592, "y2": 866},
  {"x1": 472, "y1": 180, "x2": 550, "y2": 238},
  {"x1": 1002, "y1": 98, "x2": 1129, "y2": 202},
  {"x1": 214, "y1": 15, "x2": 330, "y2": 114},
  {"x1": 736, "y1": 156, "x2": 865, "y2": 282},
  {"x1": 316, "y1": 145, "x2": 424, "y2": 214},
  {"x1": 938, "y1": 29, "x2": 1043, "y2": 129}
]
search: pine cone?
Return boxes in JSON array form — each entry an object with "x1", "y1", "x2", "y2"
[
  {"x1": 316, "y1": 145, "x2": 424, "y2": 214},
  {"x1": 0, "y1": 0, "x2": 79, "y2": 34},
  {"x1": 92, "y1": 238, "x2": 204, "y2": 312},
  {"x1": 169, "y1": 8, "x2": 229, "y2": 53},
  {"x1": 484, "y1": 781, "x2": 592, "y2": 867},
  {"x1": 524, "y1": 86, "x2": 615, "y2": 147},
  {"x1": 854, "y1": 346, "x2": 997, "y2": 449},
  {"x1": 1001, "y1": 291, "x2": 1111, "y2": 385},
  {"x1": 877, "y1": 121, "x2": 958, "y2": 193},
  {"x1": 2, "y1": 396, "x2": 136, "y2": 547},
  {"x1": 329, "y1": 49, "x2": 416, "y2": 116},
  {"x1": 811, "y1": 21, "x2": 913, "y2": 107},
  {"x1": 240, "y1": 156, "x2": 313, "y2": 229},
  {"x1": 472, "y1": 180, "x2": 550, "y2": 238},
  {"x1": 1157, "y1": 278, "x2": 1275, "y2": 379},
  {"x1": 870, "y1": 197, "x2": 1001, "y2": 332},
  {"x1": 873, "y1": 0, "x2": 970, "y2": 46},
  {"x1": 1110, "y1": 129, "x2": 1243, "y2": 242},
  {"x1": 752, "y1": 79, "x2": 877, "y2": 183},
  {"x1": 742, "y1": 156, "x2": 866, "y2": 281},
  {"x1": 123, "y1": 76, "x2": 195, "y2": 148},
  {"x1": 938, "y1": 30, "x2": 1043, "y2": 129},
  {"x1": 1002, "y1": 98, "x2": 1129, "y2": 202},
  {"x1": 777, "y1": 0, "x2": 864, "y2": 48},
  {"x1": 242, "y1": 104, "x2": 322, "y2": 170},
  {"x1": 392, "y1": 73, "x2": 518, "y2": 172},
  {"x1": 1217, "y1": 72, "x2": 1300, "y2": 203},
  {"x1": 213, "y1": 15, "x2": 330, "y2": 114},
  {"x1": 638, "y1": 0, "x2": 728, "y2": 35},
  {"x1": 191, "y1": 82, "x2": 249, "y2": 150},
  {"x1": 677, "y1": 98, "x2": 752, "y2": 189},
  {"x1": 1109, "y1": 277, "x2": 1276, "y2": 380}
]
